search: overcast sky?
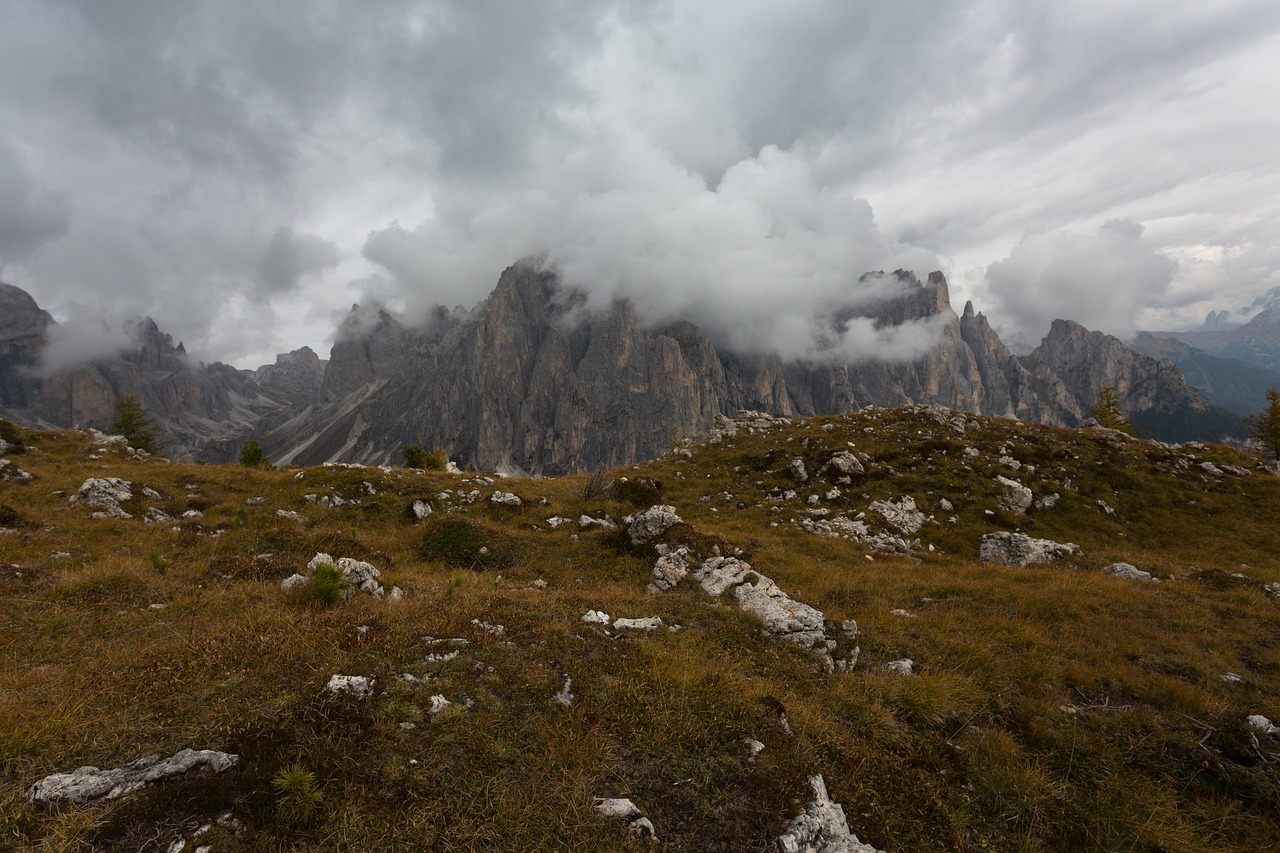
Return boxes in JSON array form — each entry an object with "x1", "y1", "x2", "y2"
[{"x1": 2, "y1": 0, "x2": 1278, "y2": 368}]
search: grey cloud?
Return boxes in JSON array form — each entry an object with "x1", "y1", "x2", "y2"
[
  {"x1": 258, "y1": 227, "x2": 341, "y2": 296},
  {"x1": 0, "y1": 147, "x2": 71, "y2": 262},
  {"x1": 985, "y1": 220, "x2": 1177, "y2": 341},
  {"x1": 34, "y1": 304, "x2": 139, "y2": 377},
  {"x1": 0, "y1": 0, "x2": 1276, "y2": 368}
]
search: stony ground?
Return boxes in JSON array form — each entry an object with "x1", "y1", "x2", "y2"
[{"x1": 2, "y1": 407, "x2": 1279, "y2": 852}]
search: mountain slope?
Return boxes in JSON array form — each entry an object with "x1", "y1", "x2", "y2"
[
  {"x1": 1128, "y1": 333, "x2": 1280, "y2": 417},
  {"x1": 3, "y1": 407, "x2": 1279, "y2": 850}
]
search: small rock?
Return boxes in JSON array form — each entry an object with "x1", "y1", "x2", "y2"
[
  {"x1": 1221, "y1": 672, "x2": 1243, "y2": 683},
  {"x1": 280, "y1": 573, "x2": 311, "y2": 594},
  {"x1": 428, "y1": 695, "x2": 452, "y2": 715},
  {"x1": 411, "y1": 499, "x2": 433, "y2": 519},
  {"x1": 885, "y1": 659, "x2": 915, "y2": 676},
  {"x1": 552, "y1": 677, "x2": 575, "y2": 707},
  {"x1": 276, "y1": 509, "x2": 304, "y2": 522},
  {"x1": 489, "y1": 491, "x2": 522, "y2": 507},
  {"x1": 788, "y1": 458, "x2": 809, "y2": 483},
  {"x1": 613, "y1": 616, "x2": 663, "y2": 631},
  {"x1": 580, "y1": 610, "x2": 611, "y2": 625},
  {"x1": 1246, "y1": 714, "x2": 1279, "y2": 734},
  {"x1": 996, "y1": 475, "x2": 1033, "y2": 514},
  {"x1": 869, "y1": 496, "x2": 925, "y2": 534},
  {"x1": 627, "y1": 505, "x2": 682, "y2": 545},
  {"x1": 326, "y1": 674, "x2": 373, "y2": 699},
  {"x1": 1104, "y1": 562, "x2": 1158, "y2": 582},
  {"x1": 938, "y1": 498, "x2": 954, "y2": 512}
]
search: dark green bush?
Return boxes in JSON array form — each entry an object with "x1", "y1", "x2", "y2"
[
  {"x1": 419, "y1": 518, "x2": 508, "y2": 569},
  {"x1": 240, "y1": 440, "x2": 268, "y2": 467},
  {"x1": 403, "y1": 444, "x2": 446, "y2": 470}
]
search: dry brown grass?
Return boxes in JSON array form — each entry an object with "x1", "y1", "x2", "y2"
[{"x1": 2, "y1": 412, "x2": 1279, "y2": 850}]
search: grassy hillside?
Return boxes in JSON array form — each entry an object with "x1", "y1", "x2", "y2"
[{"x1": 2, "y1": 407, "x2": 1280, "y2": 852}]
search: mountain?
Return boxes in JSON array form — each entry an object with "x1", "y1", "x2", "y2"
[
  {"x1": 1151, "y1": 307, "x2": 1280, "y2": 374},
  {"x1": 259, "y1": 262, "x2": 1227, "y2": 472},
  {"x1": 0, "y1": 283, "x2": 293, "y2": 461},
  {"x1": 1, "y1": 264, "x2": 1234, "y2": 470},
  {"x1": 1127, "y1": 333, "x2": 1280, "y2": 417}
]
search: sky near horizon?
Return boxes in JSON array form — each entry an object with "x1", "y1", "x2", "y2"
[{"x1": 1, "y1": 0, "x2": 1278, "y2": 368}]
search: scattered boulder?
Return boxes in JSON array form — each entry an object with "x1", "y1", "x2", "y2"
[
  {"x1": 72, "y1": 477, "x2": 132, "y2": 517},
  {"x1": 868, "y1": 497, "x2": 924, "y2": 534},
  {"x1": 693, "y1": 557, "x2": 827, "y2": 651},
  {"x1": 593, "y1": 797, "x2": 657, "y2": 841},
  {"x1": 1104, "y1": 562, "x2": 1159, "y2": 582},
  {"x1": 410, "y1": 499, "x2": 433, "y2": 519},
  {"x1": 1035, "y1": 493, "x2": 1059, "y2": 510},
  {"x1": 307, "y1": 553, "x2": 388, "y2": 597},
  {"x1": 648, "y1": 545, "x2": 691, "y2": 592},
  {"x1": 0, "y1": 458, "x2": 32, "y2": 483},
  {"x1": 787, "y1": 458, "x2": 809, "y2": 484},
  {"x1": 29, "y1": 749, "x2": 239, "y2": 804},
  {"x1": 778, "y1": 774, "x2": 883, "y2": 853},
  {"x1": 614, "y1": 616, "x2": 663, "y2": 631},
  {"x1": 996, "y1": 476, "x2": 1033, "y2": 514},
  {"x1": 1246, "y1": 714, "x2": 1279, "y2": 735},
  {"x1": 326, "y1": 674, "x2": 373, "y2": 699},
  {"x1": 144, "y1": 507, "x2": 173, "y2": 524},
  {"x1": 979, "y1": 532, "x2": 1078, "y2": 566},
  {"x1": 428, "y1": 695, "x2": 452, "y2": 715},
  {"x1": 885, "y1": 659, "x2": 915, "y2": 676},
  {"x1": 276, "y1": 509, "x2": 304, "y2": 522},
  {"x1": 579, "y1": 514, "x2": 617, "y2": 530},
  {"x1": 818, "y1": 451, "x2": 864, "y2": 479},
  {"x1": 938, "y1": 498, "x2": 954, "y2": 512},
  {"x1": 489, "y1": 491, "x2": 522, "y2": 507},
  {"x1": 580, "y1": 610, "x2": 611, "y2": 625},
  {"x1": 627, "y1": 505, "x2": 682, "y2": 545},
  {"x1": 279, "y1": 573, "x2": 310, "y2": 594}
]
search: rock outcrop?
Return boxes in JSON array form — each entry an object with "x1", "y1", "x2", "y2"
[
  {"x1": 29, "y1": 749, "x2": 238, "y2": 804},
  {"x1": 778, "y1": 775, "x2": 883, "y2": 853},
  {"x1": 979, "y1": 532, "x2": 1079, "y2": 566}
]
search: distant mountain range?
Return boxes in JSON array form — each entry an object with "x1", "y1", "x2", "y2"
[{"x1": 0, "y1": 263, "x2": 1249, "y2": 470}]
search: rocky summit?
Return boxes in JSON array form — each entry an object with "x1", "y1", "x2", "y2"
[
  {"x1": 0, "y1": 261, "x2": 1241, "y2": 472},
  {"x1": 2, "y1": 404, "x2": 1279, "y2": 851}
]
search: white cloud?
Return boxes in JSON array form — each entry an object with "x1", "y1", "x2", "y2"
[{"x1": 985, "y1": 220, "x2": 1177, "y2": 341}]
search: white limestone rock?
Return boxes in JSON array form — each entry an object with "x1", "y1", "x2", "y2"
[
  {"x1": 627, "y1": 505, "x2": 682, "y2": 545},
  {"x1": 280, "y1": 573, "x2": 311, "y2": 594},
  {"x1": 885, "y1": 659, "x2": 915, "y2": 676},
  {"x1": 326, "y1": 674, "x2": 373, "y2": 699},
  {"x1": 868, "y1": 496, "x2": 925, "y2": 534},
  {"x1": 410, "y1": 499, "x2": 433, "y2": 519},
  {"x1": 613, "y1": 616, "x2": 663, "y2": 631},
  {"x1": 788, "y1": 458, "x2": 810, "y2": 484},
  {"x1": 1104, "y1": 562, "x2": 1159, "y2": 582},
  {"x1": 778, "y1": 774, "x2": 883, "y2": 853},
  {"x1": 818, "y1": 451, "x2": 864, "y2": 478},
  {"x1": 29, "y1": 749, "x2": 239, "y2": 804},
  {"x1": 489, "y1": 491, "x2": 522, "y2": 507},
  {"x1": 979, "y1": 532, "x2": 1079, "y2": 566},
  {"x1": 1247, "y1": 714, "x2": 1279, "y2": 734},
  {"x1": 580, "y1": 610, "x2": 611, "y2": 625},
  {"x1": 996, "y1": 476, "x2": 1033, "y2": 514},
  {"x1": 73, "y1": 477, "x2": 132, "y2": 509},
  {"x1": 649, "y1": 546, "x2": 690, "y2": 592}
]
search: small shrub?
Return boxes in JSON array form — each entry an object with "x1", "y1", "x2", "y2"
[
  {"x1": 240, "y1": 440, "x2": 268, "y2": 467},
  {"x1": 272, "y1": 762, "x2": 324, "y2": 823},
  {"x1": 148, "y1": 550, "x2": 171, "y2": 575},
  {"x1": 0, "y1": 503, "x2": 33, "y2": 529},
  {"x1": 420, "y1": 518, "x2": 508, "y2": 569},
  {"x1": 310, "y1": 563, "x2": 351, "y2": 607},
  {"x1": 579, "y1": 470, "x2": 612, "y2": 500},
  {"x1": 403, "y1": 445, "x2": 446, "y2": 470}
]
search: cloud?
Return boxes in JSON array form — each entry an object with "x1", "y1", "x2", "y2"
[
  {"x1": 363, "y1": 136, "x2": 944, "y2": 362},
  {"x1": 0, "y1": 0, "x2": 1277, "y2": 369},
  {"x1": 257, "y1": 227, "x2": 341, "y2": 296},
  {"x1": 0, "y1": 146, "x2": 71, "y2": 263},
  {"x1": 33, "y1": 304, "x2": 140, "y2": 377},
  {"x1": 985, "y1": 220, "x2": 1177, "y2": 341}
]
